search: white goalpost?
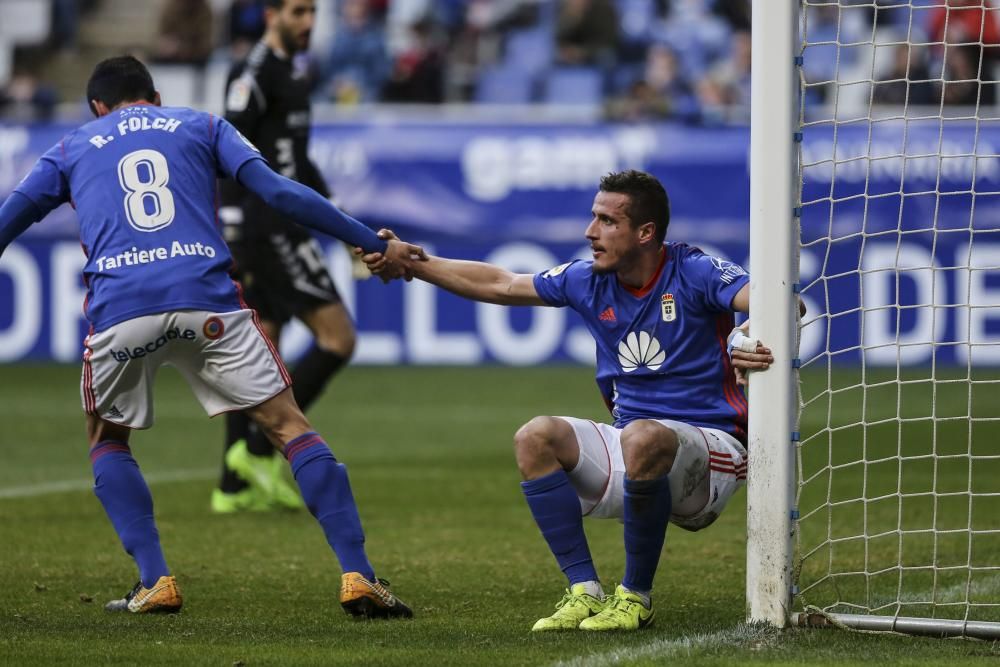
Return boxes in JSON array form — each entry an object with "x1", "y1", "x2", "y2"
[
  {"x1": 748, "y1": 0, "x2": 1000, "y2": 639},
  {"x1": 747, "y1": 0, "x2": 799, "y2": 628}
]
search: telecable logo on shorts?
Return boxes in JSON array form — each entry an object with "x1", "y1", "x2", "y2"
[{"x1": 111, "y1": 327, "x2": 196, "y2": 362}]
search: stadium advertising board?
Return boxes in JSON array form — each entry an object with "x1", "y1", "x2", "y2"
[{"x1": 1, "y1": 121, "x2": 998, "y2": 364}]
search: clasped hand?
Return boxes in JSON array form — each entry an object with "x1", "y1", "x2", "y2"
[
  {"x1": 354, "y1": 229, "x2": 425, "y2": 282},
  {"x1": 355, "y1": 229, "x2": 427, "y2": 282}
]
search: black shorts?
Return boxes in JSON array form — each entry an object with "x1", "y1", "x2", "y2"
[{"x1": 232, "y1": 227, "x2": 343, "y2": 325}]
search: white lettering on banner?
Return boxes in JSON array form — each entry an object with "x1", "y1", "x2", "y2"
[
  {"x1": 477, "y1": 244, "x2": 564, "y2": 365},
  {"x1": 0, "y1": 245, "x2": 41, "y2": 360},
  {"x1": 802, "y1": 139, "x2": 1000, "y2": 184},
  {"x1": 861, "y1": 243, "x2": 947, "y2": 365},
  {"x1": 462, "y1": 135, "x2": 644, "y2": 202},
  {"x1": 955, "y1": 242, "x2": 1000, "y2": 365},
  {"x1": 52, "y1": 243, "x2": 88, "y2": 361},
  {"x1": 797, "y1": 250, "x2": 823, "y2": 361},
  {"x1": 331, "y1": 242, "x2": 403, "y2": 364},
  {"x1": 308, "y1": 139, "x2": 370, "y2": 182},
  {"x1": 275, "y1": 243, "x2": 404, "y2": 364},
  {"x1": 406, "y1": 255, "x2": 482, "y2": 363},
  {"x1": 7, "y1": 239, "x2": 1000, "y2": 364}
]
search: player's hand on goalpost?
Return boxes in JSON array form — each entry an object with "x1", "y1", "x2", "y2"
[{"x1": 728, "y1": 321, "x2": 773, "y2": 387}]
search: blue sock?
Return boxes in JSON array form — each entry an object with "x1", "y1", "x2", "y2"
[
  {"x1": 284, "y1": 433, "x2": 375, "y2": 580},
  {"x1": 90, "y1": 441, "x2": 169, "y2": 589},
  {"x1": 622, "y1": 475, "x2": 672, "y2": 594},
  {"x1": 521, "y1": 470, "x2": 598, "y2": 585}
]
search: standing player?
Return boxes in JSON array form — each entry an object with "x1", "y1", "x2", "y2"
[
  {"x1": 363, "y1": 170, "x2": 752, "y2": 631},
  {"x1": 0, "y1": 56, "x2": 418, "y2": 618},
  {"x1": 214, "y1": 0, "x2": 354, "y2": 513}
]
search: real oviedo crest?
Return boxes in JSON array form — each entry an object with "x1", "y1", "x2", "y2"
[{"x1": 660, "y1": 293, "x2": 676, "y2": 322}]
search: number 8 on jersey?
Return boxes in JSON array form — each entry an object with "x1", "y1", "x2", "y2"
[{"x1": 118, "y1": 148, "x2": 176, "y2": 232}]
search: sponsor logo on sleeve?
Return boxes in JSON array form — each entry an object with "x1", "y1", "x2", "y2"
[
  {"x1": 543, "y1": 263, "x2": 570, "y2": 278},
  {"x1": 235, "y1": 129, "x2": 260, "y2": 153},
  {"x1": 710, "y1": 257, "x2": 748, "y2": 285}
]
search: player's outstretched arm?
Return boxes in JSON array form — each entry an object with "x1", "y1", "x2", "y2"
[
  {"x1": 0, "y1": 192, "x2": 44, "y2": 258},
  {"x1": 361, "y1": 230, "x2": 548, "y2": 307},
  {"x1": 235, "y1": 160, "x2": 425, "y2": 278}
]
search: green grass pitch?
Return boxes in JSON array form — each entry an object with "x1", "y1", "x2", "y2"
[{"x1": 1, "y1": 364, "x2": 999, "y2": 665}]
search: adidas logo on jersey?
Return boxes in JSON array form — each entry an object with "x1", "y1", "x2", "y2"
[
  {"x1": 107, "y1": 405, "x2": 124, "y2": 419},
  {"x1": 598, "y1": 307, "x2": 617, "y2": 322},
  {"x1": 617, "y1": 331, "x2": 666, "y2": 373}
]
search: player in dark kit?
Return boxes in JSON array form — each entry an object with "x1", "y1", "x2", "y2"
[
  {"x1": 0, "y1": 55, "x2": 420, "y2": 617},
  {"x1": 213, "y1": 0, "x2": 357, "y2": 512}
]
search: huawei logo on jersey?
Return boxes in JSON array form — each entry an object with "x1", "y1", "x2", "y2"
[{"x1": 618, "y1": 331, "x2": 666, "y2": 373}]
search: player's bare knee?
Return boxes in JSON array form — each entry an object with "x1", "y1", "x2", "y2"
[
  {"x1": 308, "y1": 304, "x2": 356, "y2": 359},
  {"x1": 86, "y1": 416, "x2": 131, "y2": 447},
  {"x1": 514, "y1": 416, "x2": 564, "y2": 475},
  {"x1": 621, "y1": 420, "x2": 678, "y2": 479},
  {"x1": 247, "y1": 391, "x2": 311, "y2": 449},
  {"x1": 315, "y1": 327, "x2": 355, "y2": 360}
]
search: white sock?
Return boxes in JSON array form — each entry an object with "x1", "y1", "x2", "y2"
[
  {"x1": 621, "y1": 585, "x2": 651, "y2": 608},
  {"x1": 573, "y1": 580, "x2": 605, "y2": 599}
]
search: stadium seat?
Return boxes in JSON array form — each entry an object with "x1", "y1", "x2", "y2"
[
  {"x1": 503, "y1": 28, "x2": 554, "y2": 78},
  {"x1": 474, "y1": 66, "x2": 535, "y2": 105},
  {"x1": 543, "y1": 67, "x2": 604, "y2": 106},
  {"x1": 616, "y1": 0, "x2": 656, "y2": 45}
]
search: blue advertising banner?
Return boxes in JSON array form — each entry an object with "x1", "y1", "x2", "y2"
[{"x1": 1, "y1": 119, "x2": 998, "y2": 364}]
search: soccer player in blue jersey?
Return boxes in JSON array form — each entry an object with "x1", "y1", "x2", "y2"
[
  {"x1": 0, "y1": 56, "x2": 420, "y2": 618},
  {"x1": 362, "y1": 170, "x2": 756, "y2": 631}
]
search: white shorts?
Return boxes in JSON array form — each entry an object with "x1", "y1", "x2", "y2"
[
  {"x1": 557, "y1": 417, "x2": 747, "y2": 532},
  {"x1": 81, "y1": 309, "x2": 290, "y2": 429}
]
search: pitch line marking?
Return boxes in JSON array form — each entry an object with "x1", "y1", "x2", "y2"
[
  {"x1": 0, "y1": 467, "x2": 217, "y2": 499},
  {"x1": 551, "y1": 622, "x2": 778, "y2": 667}
]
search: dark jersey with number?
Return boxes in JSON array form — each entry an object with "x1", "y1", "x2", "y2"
[{"x1": 222, "y1": 40, "x2": 328, "y2": 235}]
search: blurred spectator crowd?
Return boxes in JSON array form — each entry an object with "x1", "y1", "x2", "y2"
[{"x1": 4, "y1": 0, "x2": 1000, "y2": 122}]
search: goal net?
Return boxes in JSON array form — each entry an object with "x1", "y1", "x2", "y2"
[{"x1": 791, "y1": 0, "x2": 1000, "y2": 637}]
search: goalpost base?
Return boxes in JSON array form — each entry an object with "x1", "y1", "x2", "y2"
[{"x1": 791, "y1": 612, "x2": 1000, "y2": 641}]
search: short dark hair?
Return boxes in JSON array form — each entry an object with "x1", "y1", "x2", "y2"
[
  {"x1": 599, "y1": 170, "x2": 670, "y2": 244},
  {"x1": 86, "y1": 56, "x2": 156, "y2": 116},
  {"x1": 264, "y1": 0, "x2": 284, "y2": 8}
]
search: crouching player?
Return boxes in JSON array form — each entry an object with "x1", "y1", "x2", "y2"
[{"x1": 362, "y1": 170, "x2": 765, "y2": 631}]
